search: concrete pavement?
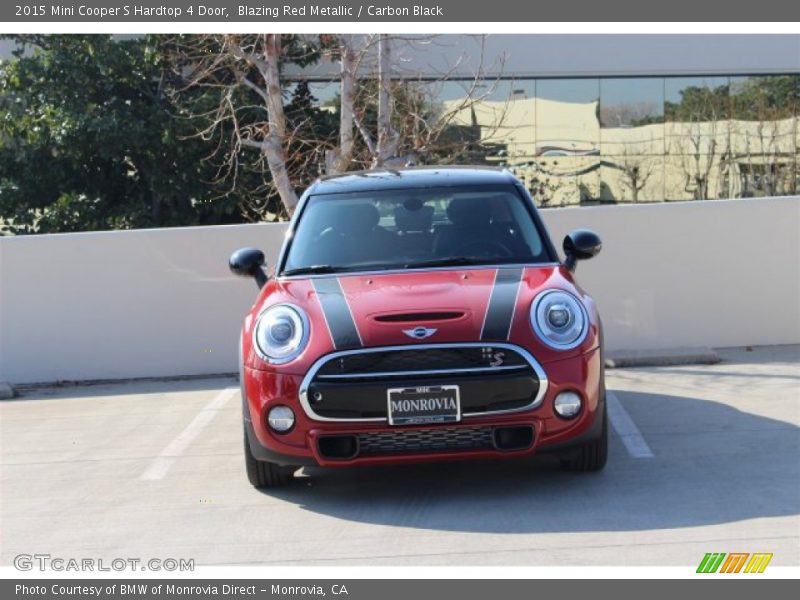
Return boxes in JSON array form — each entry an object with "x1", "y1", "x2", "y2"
[{"x1": 1, "y1": 345, "x2": 797, "y2": 567}]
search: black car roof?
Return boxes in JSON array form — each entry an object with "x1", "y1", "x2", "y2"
[{"x1": 308, "y1": 166, "x2": 519, "y2": 195}]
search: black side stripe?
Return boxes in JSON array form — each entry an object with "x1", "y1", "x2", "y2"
[
  {"x1": 312, "y1": 278, "x2": 363, "y2": 349},
  {"x1": 481, "y1": 267, "x2": 525, "y2": 341}
]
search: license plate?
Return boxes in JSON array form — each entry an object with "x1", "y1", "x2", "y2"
[{"x1": 387, "y1": 385, "x2": 461, "y2": 426}]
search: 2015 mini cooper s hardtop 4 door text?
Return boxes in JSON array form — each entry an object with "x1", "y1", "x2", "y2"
[{"x1": 230, "y1": 167, "x2": 606, "y2": 488}]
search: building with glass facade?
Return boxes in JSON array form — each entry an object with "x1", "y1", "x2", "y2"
[
  {"x1": 296, "y1": 35, "x2": 800, "y2": 205},
  {"x1": 446, "y1": 74, "x2": 799, "y2": 205}
]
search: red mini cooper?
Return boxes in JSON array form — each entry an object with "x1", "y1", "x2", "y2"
[{"x1": 230, "y1": 167, "x2": 605, "y2": 488}]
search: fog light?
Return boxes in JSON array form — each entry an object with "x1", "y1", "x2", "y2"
[
  {"x1": 267, "y1": 405, "x2": 295, "y2": 432},
  {"x1": 554, "y1": 391, "x2": 582, "y2": 418}
]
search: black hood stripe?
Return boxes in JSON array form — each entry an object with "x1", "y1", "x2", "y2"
[
  {"x1": 480, "y1": 267, "x2": 525, "y2": 341},
  {"x1": 312, "y1": 277, "x2": 363, "y2": 349}
]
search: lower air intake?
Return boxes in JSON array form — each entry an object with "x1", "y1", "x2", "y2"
[{"x1": 357, "y1": 426, "x2": 494, "y2": 456}]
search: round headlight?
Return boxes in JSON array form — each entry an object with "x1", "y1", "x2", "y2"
[
  {"x1": 254, "y1": 304, "x2": 309, "y2": 364},
  {"x1": 267, "y1": 405, "x2": 295, "y2": 432},
  {"x1": 531, "y1": 290, "x2": 588, "y2": 350}
]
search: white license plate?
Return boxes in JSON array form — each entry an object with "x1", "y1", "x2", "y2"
[{"x1": 387, "y1": 385, "x2": 461, "y2": 426}]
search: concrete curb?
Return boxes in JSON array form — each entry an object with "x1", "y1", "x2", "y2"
[
  {"x1": 605, "y1": 347, "x2": 721, "y2": 368},
  {"x1": 0, "y1": 382, "x2": 16, "y2": 400}
]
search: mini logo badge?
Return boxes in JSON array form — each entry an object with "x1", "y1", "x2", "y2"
[{"x1": 403, "y1": 326, "x2": 437, "y2": 340}]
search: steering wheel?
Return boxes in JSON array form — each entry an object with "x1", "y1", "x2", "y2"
[{"x1": 452, "y1": 239, "x2": 514, "y2": 258}]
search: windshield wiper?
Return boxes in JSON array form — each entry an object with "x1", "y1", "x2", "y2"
[
  {"x1": 402, "y1": 256, "x2": 481, "y2": 269},
  {"x1": 403, "y1": 256, "x2": 534, "y2": 270},
  {"x1": 282, "y1": 264, "x2": 341, "y2": 276}
]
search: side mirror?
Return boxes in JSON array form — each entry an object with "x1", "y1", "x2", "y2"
[
  {"x1": 563, "y1": 229, "x2": 602, "y2": 273},
  {"x1": 229, "y1": 247, "x2": 268, "y2": 289}
]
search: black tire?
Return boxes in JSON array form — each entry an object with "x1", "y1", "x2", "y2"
[
  {"x1": 243, "y1": 431, "x2": 294, "y2": 488},
  {"x1": 559, "y1": 401, "x2": 608, "y2": 472}
]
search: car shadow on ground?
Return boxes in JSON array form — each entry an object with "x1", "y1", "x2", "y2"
[{"x1": 262, "y1": 390, "x2": 799, "y2": 534}]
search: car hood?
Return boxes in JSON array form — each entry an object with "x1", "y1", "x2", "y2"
[{"x1": 282, "y1": 264, "x2": 585, "y2": 345}]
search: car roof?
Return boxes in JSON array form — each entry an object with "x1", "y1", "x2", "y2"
[{"x1": 308, "y1": 166, "x2": 519, "y2": 195}]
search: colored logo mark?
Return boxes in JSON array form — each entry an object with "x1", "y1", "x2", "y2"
[{"x1": 696, "y1": 552, "x2": 773, "y2": 573}]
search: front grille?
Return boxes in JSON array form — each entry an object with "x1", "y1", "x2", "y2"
[
  {"x1": 357, "y1": 426, "x2": 494, "y2": 456},
  {"x1": 316, "y1": 345, "x2": 529, "y2": 378},
  {"x1": 302, "y1": 343, "x2": 544, "y2": 421}
]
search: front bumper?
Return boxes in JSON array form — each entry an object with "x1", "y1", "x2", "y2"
[{"x1": 243, "y1": 344, "x2": 603, "y2": 467}]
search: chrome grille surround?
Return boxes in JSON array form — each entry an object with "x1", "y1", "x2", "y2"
[{"x1": 298, "y1": 342, "x2": 548, "y2": 423}]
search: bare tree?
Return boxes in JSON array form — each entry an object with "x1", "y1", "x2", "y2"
[
  {"x1": 615, "y1": 139, "x2": 657, "y2": 202},
  {"x1": 324, "y1": 34, "x2": 357, "y2": 174},
  {"x1": 668, "y1": 86, "x2": 729, "y2": 201},
  {"x1": 677, "y1": 117, "x2": 722, "y2": 200},
  {"x1": 173, "y1": 34, "x2": 510, "y2": 219},
  {"x1": 619, "y1": 158, "x2": 655, "y2": 203},
  {"x1": 234, "y1": 34, "x2": 299, "y2": 212},
  {"x1": 375, "y1": 34, "x2": 399, "y2": 166},
  {"x1": 737, "y1": 102, "x2": 791, "y2": 197},
  {"x1": 599, "y1": 101, "x2": 660, "y2": 128}
]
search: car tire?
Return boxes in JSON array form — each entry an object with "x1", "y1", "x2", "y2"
[
  {"x1": 243, "y1": 431, "x2": 294, "y2": 488},
  {"x1": 559, "y1": 399, "x2": 608, "y2": 473}
]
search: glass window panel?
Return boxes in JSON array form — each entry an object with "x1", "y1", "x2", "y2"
[
  {"x1": 599, "y1": 78, "x2": 665, "y2": 157},
  {"x1": 307, "y1": 81, "x2": 339, "y2": 107},
  {"x1": 663, "y1": 150, "x2": 733, "y2": 201},
  {"x1": 528, "y1": 155, "x2": 600, "y2": 206},
  {"x1": 433, "y1": 80, "x2": 535, "y2": 166},
  {"x1": 535, "y1": 79, "x2": 600, "y2": 155},
  {"x1": 791, "y1": 75, "x2": 800, "y2": 195},
  {"x1": 600, "y1": 155, "x2": 665, "y2": 203},
  {"x1": 728, "y1": 75, "x2": 798, "y2": 197},
  {"x1": 795, "y1": 75, "x2": 800, "y2": 196},
  {"x1": 284, "y1": 80, "x2": 339, "y2": 108},
  {"x1": 665, "y1": 76, "x2": 731, "y2": 120},
  {"x1": 664, "y1": 77, "x2": 731, "y2": 199}
]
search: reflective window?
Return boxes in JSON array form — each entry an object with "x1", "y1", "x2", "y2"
[
  {"x1": 433, "y1": 80, "x2": 529, "y2": 165},
  {"x1": 600, "y1": 78, "x2": 665, "y2": 157},
  {"x1": 535, "y1": 79, "x2": 600, "y2": 153},
  {"x1": 310, "y1": 73, "x2": 800, "y2": 205},
  {"x1": 664, "y1": 77, "x2": 731, "y2": 200},
  {"x1": 729, "y1": 76, "x2": 798, "y2": 197},
  {"x1": 600, "y1": 155, "x2": 665, "y2": 203},
  {"x1": 534, "y1": 79, "x2": 600, "y2": 204}
]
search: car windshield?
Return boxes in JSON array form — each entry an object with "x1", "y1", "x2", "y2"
[{"x1": 281, "y1": 185, "x2": 552, "y2": 275}]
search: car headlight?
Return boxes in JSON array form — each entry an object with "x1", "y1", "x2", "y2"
[
  {"x1": 530, "y1": 290, "x2": 588, "y2": 350},
  {"x1": 253, "y1": 304, "x2": 309, "y2": 364}
]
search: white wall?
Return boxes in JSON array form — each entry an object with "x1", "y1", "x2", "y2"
[
  {"x1": 0, "y1": 223, "x2": 287, "y2": 384},
  {"x1": 542, "y1": 197, "x2": 800, "y2": 353},
  {"x1": 1, "y1": 197, "x2": 798, "y2": 384}
]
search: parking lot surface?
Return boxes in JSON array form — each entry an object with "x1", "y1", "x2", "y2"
[{"x1": 1, "y1": 346, "x2": 798, "y2": 567}]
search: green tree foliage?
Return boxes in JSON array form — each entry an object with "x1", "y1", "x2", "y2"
[
  {"x1": 0, "y1": 35, "x2": 242, "y2": 235},
  {"x1": 665, "y1": 76, "x2": 800, "y2": 122},
  {"x1": 665, "y1": 83, "x2": 731, "y2": 121},
  {"x1": 730, "y1": 75, "x2": 800, "y2": 120}
]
